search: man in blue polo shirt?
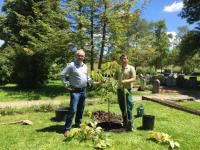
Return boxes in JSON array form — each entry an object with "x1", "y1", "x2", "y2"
[{"x1": 60, "y1": 49, "x2": 92, "y2": 137}]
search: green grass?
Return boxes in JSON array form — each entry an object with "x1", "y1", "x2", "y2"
[
  {"x1": 178, "y1": 101, "x2": 200, "y2": 110},
  {"x1": 0, "y1": 80, "x2": 151, "y2": 102},
  {"x1": 184, "y1": 75, "x2": 200, "y2": 81},
  {"x1": 0, "y1": 101, "x2": 200, "y2": 150},
  {"x1": 0, "y1": 80, "x2": 69, "y2": 102}
]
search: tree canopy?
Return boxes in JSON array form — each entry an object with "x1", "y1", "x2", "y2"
[
  {"x1": 178, "y1": 0, "x2": 200, "y2": 61},
  {"x1": 0, "y1": 0, "x2": 175, "y2": 88},
  {"x1": 0, "y1": 0, "x2": 71, "y2": 88}
]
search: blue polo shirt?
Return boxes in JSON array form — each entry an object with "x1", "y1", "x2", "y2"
[{"x1": 60, "y1": 61, "x2": 91, "y2": 88}]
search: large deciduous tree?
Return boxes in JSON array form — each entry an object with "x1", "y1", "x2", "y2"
[
  {"x1": 151, "y1": 20, "x2": 170, "y2": 71},
  {"x1": 179, "y1": 0, "x2": 200, "y2": 59},
  {"x1": 0, "y1": 0, "x2": 70, "y2": 88},
  {"x1": 180, "y1": 0, "x2": 200, "y2": 25}
]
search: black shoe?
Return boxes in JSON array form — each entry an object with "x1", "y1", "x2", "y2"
[
  {"x1": 124, "y1": 122, "x2": 133, "y2": 131},
  {"x1": 72, "y1": 124, "x2": 80, "y2": 128},
  {"x1": 126, "y1": 126, "x2": 133, "y2": 131}
]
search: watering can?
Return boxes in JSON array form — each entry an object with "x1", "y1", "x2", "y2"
[{"x1": 137, "y1": 105, "x2": 144, "y2": 117}]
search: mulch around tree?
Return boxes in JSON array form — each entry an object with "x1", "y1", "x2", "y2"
[{"x1": 92, "y1": 110, "x2": 124, "y2": 132}]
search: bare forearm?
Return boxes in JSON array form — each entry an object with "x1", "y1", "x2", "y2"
[{"x1": 121, "y1": 78, "x2": 135, "y2": 84}]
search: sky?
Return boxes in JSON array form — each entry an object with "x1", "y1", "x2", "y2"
[
  {"x1": 0, "y1": 0, "x2": 195, "y2": 47},
  {"x1": 140, "y1": 0, "x2": 194, "y2": 32}
]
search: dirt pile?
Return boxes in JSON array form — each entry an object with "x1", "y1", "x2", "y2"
[{"x1": 92, "y1": 111, "x2": 124, "y2": 132}]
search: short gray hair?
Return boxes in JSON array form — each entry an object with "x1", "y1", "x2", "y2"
[{"x1": 75, "y1": 49, "x2": 85, "y2": 56}]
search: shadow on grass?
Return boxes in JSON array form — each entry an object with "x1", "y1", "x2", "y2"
[
  {"x1": 137, "y1": 126, "x2": 146, "y2": 130},
  {"x1": 37, "y1": 125, "x2": 64, "y2": 134},
  {"x1": 0, "y1": 81, "x2": 69, "y2": 100},
  {"x1": 36, "y1": 124, "x2": 73, "y2": 142},
  {"x1": 50, "y1": 117, "x2": 66, "y2": 122},
  {"x1": 0, "y1": 80, "x2": 104, "y2": 100}
]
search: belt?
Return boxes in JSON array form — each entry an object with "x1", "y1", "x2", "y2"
[{"x1": 72, "y1": 87, "x2": 86, "y2": 92}]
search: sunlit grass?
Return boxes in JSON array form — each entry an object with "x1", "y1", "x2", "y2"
[
  {"x1": 0, "y1": 101, "x2": 199, "y2": 150},
  {"x1": 0, "y1": 80, "x2": 69, "y2": 102},
  {"x1": 0, "y1": 80, "x2": 151, "y2": 102},
  {"x1": 178, "y1": 101, "x2": 200, "y2": 110}
]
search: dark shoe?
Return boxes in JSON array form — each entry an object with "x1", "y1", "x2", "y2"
[
  {"x1": 126, "y1": 126, "x2": 133, "y2": 131},
  {"x1": 72, "y1": 124, "x2": 80, "y2": 128},
  {"x1": 124, "y1": 122, "x2": 133, "y2": 131}
]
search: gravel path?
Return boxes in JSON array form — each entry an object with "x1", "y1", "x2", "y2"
[
  {"x1": 0, "y1": 94, "x2": 199, "y2": 109},
  {"x1": 0, "y1": 100, "x2": 66, "y2": 108},
  {"x1": 0, "y1": 96, "x2": 143, "y2": 108}
]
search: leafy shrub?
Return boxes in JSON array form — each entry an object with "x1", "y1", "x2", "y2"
[
  {"x1": 146, "y1": 67, "x2": 157, "y2": 75},
  {"x1": 48, "y1": 63, "x2": 63, "y2": 80},
  {"x1": 34, "y1": 104, "x2": 55, "y2": 112},
  {"x1": 0, "y1": 59, "x2": 12, "y2": 85},
  {"x1": 0, "y1": 107, "x2": 17, "y2": 116},
  {"x1": 136, "y1": 67, "x2": 157, "y2": 75},
  {"x1": 0, "y1": 47, "x2": 14, "y2": 85},
  {"x1": 181, "y1": 64, "x2": 193, "y2": 74},
  {"x1": 66, "y1": 122, "x2": 112, "y2": 149},
  {"x1": 136, "y1": 67, "x2": 146, "y2": 75},
  {"x1": 27, "y1": 91, "x2": 41, "y2": 100},
  {"x1": 149, "y1": 131, "x2": 180, "y2": 149},
  {"x1": 12, "y1": 48, "x2": 50, "y2": 89},
  {"x1": 0, "y1": 104, "x2": 56, "y2": 116}
]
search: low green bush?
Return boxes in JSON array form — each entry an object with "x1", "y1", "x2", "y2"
[{"x1": 136, "y1": 67, "x2": 157, "y2": 75}]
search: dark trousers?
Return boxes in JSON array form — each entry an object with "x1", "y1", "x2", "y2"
[
  {"x1": 117, "y1": 88, "x2": 134, "y2": 126},
  {"x1": 64, "y1": 90, "x2": 86, "y2": 131}
]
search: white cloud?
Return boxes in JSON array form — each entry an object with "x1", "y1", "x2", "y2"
[
  {"x1": 0, "y1": 40, "x2": 5, "y2": 47},
  {"x1": 163, "y1": 1, "x2": 183, "y2": 13}
]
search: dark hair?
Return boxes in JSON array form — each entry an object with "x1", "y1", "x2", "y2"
[{"x1": 120, "y1": 54, "x2": 128, "y2": 59}]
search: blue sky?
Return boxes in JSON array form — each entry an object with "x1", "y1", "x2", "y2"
[
  {"x1": 140, "y1": 0, "x2": 194, "y2": 32},
  {"x1": 0, "y1": 0, "x2": 194, "y2": 33}
]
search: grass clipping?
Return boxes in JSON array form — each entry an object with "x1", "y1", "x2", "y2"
[
  {"x1": 65, "y1": 122, "x2": 112, "y2": 149},
  {"x1": 149, "y1": 131, "x2": 180, "y2": 149}
]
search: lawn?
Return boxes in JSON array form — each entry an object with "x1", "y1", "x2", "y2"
[
  {"x1": 0, "y1": 80, "x2": 151, "y2": 102},
  {"x1": 179, "y1": 101, "x2": 200, "y2": 110},
  {"x1": 184, "y1": 75, "x2": 200, "y2": 81},
  {"x1": 0, "y1": 80, "x2": 68, "y2": 102},
  {"x1": 0, "y1": 101, "x2": 200, "y2": 150}
]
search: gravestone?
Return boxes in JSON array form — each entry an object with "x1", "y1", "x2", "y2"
[
  {"x1": 188, "y1": 76, "x2": 197, "y2": 89},
  {"x1": 176, "y1": 75, "x2": 185, "y2": 88},
  {"x1": 139, "y1": 78, "x2": 146, "y2": 91},
  {"x1": 166, "y1": 77, "x2": 176, "y2": 87},
  {"x1": 152, "y1": 79, "x2": 160, "y2": 93}
]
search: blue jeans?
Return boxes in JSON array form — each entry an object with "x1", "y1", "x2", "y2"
[{"x1": 64, "y1": 90, "x2": 86, "y2": 131}]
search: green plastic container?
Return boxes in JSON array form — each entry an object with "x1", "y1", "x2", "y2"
[{"x1": 137, "y1": 105, "x2": 144, "y2": 117}]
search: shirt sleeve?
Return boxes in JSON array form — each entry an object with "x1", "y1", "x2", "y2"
[
  {"x1": 60, "y1": 63, "x2": 72, "y2": 88},
  {"x1": 130, "y1": 66, "x2": 136, "y2": 80}
]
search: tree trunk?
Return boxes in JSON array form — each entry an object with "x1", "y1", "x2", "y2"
[
  {"x1": 90, "y1": 7, "x2": 94, "y2": 71},
  {"x1": 78, "y1": 2, "x2": 84, "y2": 49},
  {"x1": 98, "y1": 2, "x2": 107, "y2": 69}
]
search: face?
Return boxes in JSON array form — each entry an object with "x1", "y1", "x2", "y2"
[
  {"x1": 120, "y1": 56, "x2": 128, "y2": 65},
  {"x1": 76, "y1": 52, "x2": 85, "y2": 62}
]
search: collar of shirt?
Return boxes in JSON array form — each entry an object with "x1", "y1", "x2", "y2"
[
  {"x1": 122, "y1": 64, "x2": 129, "y2": 69},
  {"x1": 74, "y1": 60, "x2": 84, "y2": 67}
]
